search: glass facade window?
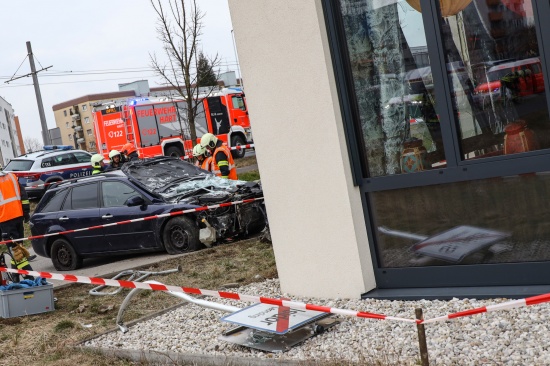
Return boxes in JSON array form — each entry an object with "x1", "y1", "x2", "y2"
[
  {"x1": 328, "y1": 0, "x2": 550, "y2": 288},
  {"x1": 340, "y1": 0, "x2": 445, "y2": 177},
  {"x1": 441, "y1": 0, "x2": 550, "y2": 160},
  {"x1": 371, "y1": 172, "x2": 550, "y2": 268}
]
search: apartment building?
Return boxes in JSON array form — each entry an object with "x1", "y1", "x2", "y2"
[{"x1": 0, "y1": 96, "x2": 23, "y2": 166}]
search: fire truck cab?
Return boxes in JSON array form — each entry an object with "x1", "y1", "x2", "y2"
[{"x1": 92, "y1": 88, "x2": 252, "y2": 160}]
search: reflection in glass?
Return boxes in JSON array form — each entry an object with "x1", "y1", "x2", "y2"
[
  {"x1": 371, "y1": 172, "x2": 550, "y2": 268},
  {"x1": 340, "y1": 0, "x2": 445, "y2": 177},
  {"x1": 440, "y1": 0, "x2": 550, "y2": 159}
]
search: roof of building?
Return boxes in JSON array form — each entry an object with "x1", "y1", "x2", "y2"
[{"x1": 52, "y1": 90, "x2": 137, "y2": 111}]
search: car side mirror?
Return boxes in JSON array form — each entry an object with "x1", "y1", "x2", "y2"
[{"x1": 126, "y1": 196, "x2": 145, "y2": 207}]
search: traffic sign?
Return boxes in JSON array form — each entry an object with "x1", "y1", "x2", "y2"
[
  {"x1": 221, "y1": 303, "x2": 327, "y2": 334},
  {"x1": 411, "y1": 225, "x2": 510, "y2": 262}
]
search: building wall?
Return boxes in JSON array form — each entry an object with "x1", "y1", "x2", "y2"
[
  {"x1": 14, "y1": 117, "x2": 25, "y2": 155},
  {"x1": 0, "y1": 96, "x2": 22, "y2": 165},
  {"x1": 228, "y1": 0, "x2": 375, "y2": 298},
  {"x1": 53, "y1": 103, "x2": 97, "y2": 151}
]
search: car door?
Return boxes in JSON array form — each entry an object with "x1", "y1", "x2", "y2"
[
  {"x1": 68, "y1": 151, "x2": 94, "y2": 178},
  {"x1": 99, "y1": 180, "x2": 160, "y2": 251},
  {"x1": 57, "y1": 182, "x2": 104, "y2": 255}
]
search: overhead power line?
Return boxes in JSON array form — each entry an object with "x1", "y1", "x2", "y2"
[
  {"x1": 0, "y1": 74, "x2": 160, "y2": 88},
  {"x1": 0, "y1": 62, "x2": 240, "y2": 80}
]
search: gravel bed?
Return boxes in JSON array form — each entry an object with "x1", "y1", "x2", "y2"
[{"x1": 84, "y1": 279, "x2": 550, "y2": 365}]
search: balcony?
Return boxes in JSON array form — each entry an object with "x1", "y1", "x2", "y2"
[
  {"x1": 71, "y1": 113, "x2": 81, "y2": 121},
  {"x1": 77, "y1": 138, "x2": 85, "y2": 144}
]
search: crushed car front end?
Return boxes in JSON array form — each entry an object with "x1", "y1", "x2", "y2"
[{"x1": 122, "y1": 157, "x2": 267, "y2": 247}]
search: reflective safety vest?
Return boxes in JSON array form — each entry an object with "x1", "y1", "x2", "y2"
[
  {"x1": 201, "y1": 157, "x2": 213, "y2": 172},
  {"x1": 212, "y1": 145, "x2": 237, "y2": 180},
  {"x1": 0, "y1": 173, "x2": 23, "y2": 223}
]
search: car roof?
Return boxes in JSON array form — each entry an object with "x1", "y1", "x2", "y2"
[
  {"x1": 15, "y1": 148, "x2": 91, "y2": 160},
  {"x1": 47, "y1": 170, "x2": 127, "y2": 190},
  {"x1": 488, "y1": 57, "x2": 541, "y2": 73}
]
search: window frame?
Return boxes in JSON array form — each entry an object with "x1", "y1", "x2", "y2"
[
  {"x1": 324, "y1": 0, "x2": 550, "y2": 193},
  {"x1": 322, "y1": 0, "x2": 550, "y2": 289},
  {"x1": 65, "y1": 183, "x2": 99, "y2": 211}
]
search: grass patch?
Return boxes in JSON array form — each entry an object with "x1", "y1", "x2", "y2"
[
  {"x1": 54, "y1": 320, "x2": 75, "y2": 332},
  {"x1": 1, "y1": 238, "x2": 277, "y2": 366},
  {"x1": 238, "y1": 170, "x2": 260, "y2": 181},
  {"x1": 234, "y1": 154, "x2": 257, "y2": 168}
]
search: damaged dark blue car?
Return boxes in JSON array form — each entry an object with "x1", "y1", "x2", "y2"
[{"x1": 30, "y1": 157, "x2": 267, "y2": 271}]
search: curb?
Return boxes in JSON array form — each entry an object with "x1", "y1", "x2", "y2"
[{"x1": 79, "y1": 347, "x2": 304, "y2": 366}]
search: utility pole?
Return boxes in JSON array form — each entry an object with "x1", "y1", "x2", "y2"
[{"x1": 26, "y1": 41, "x2": 51, "y2": 145}]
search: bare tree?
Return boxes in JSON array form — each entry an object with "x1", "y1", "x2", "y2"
[
  {"x1": 149, "y1": 0, "x2": 221, "y2": 142},
  {"x1": 24, "y1": 137, "x2": 42, "y2": 153}
]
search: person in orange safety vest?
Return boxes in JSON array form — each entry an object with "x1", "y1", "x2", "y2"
[
  {"x1": 0, "y1": 171, "x2": 34, "y2": 282},
  {"x1": 199, "y1": 133, "x2": 237, "y2": 179}
]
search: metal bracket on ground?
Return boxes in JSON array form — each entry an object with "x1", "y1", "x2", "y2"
[{"x1": 89, "y1": 266, "x2": 181, "y2": 296}]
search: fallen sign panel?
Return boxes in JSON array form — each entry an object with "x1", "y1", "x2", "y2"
[
  {"x1": 221, "y1": 302, "x2": 328, "y2": 334},
  {"x1": 411, "y1": 225, "x2": 510, "y2": 262},
  {"x1": 220, "y1": 303, "x2": 337, "y2": 353}
]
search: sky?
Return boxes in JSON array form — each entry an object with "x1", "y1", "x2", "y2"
[{"x1": 0, "y1": 0, "x2": 238, "y2": 144}]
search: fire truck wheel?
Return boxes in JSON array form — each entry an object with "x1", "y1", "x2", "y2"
[
  {"x1": 51, "y1": 238, "x2": 83, "y2": 271},
  {"x1": 162, "y1": 217, "x2": 201, "y2": 254},
  {"x1": 231, "y1": 135, "x2": 246, "y2": 159},
  {"x1": 165, "y1": 146, "x2": 184, "y2": 158}
]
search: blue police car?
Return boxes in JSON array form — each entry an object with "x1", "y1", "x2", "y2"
[{"x1": 3, "y1": 145, "x2": 94, "y2": 198}]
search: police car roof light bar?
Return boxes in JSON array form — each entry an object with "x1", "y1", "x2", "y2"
[{"x1": 43, "y1": 145, "x2": 73, "y2": 151}]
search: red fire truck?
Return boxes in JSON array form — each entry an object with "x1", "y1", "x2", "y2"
[{"x1": 92, "y1": 88, "x2": 252, "y2": 160}]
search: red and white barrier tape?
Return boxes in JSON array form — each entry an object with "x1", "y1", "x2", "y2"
[
  {"x1": 421, "y1": 293, "x2": 550, "y2": 324},
  {"x1": 229, "y1": 143, "x2": 254, "y2": 151},
  {"x1": 4, "y1": 266, "x2": 550, "y2": 324},
  {"x1": 0, "y1": 197, "x2": 263, "y2": 246},
  {"x1": 0, "y1": 267, "x2": 414, "y2": 323}
]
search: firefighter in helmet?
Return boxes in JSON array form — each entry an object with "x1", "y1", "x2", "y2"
[
  {"x1": 192, "y1": 144, "x2": 213, "y2": 172},
  {"x1": 122, "y1": 142, "x2": 140, "y2": 162},
  {"x1": 91, "y1": 154, "x2": 106, "y2": 175},
  {"x1": 200, "y1": 133, "x2": 237, "y2": 179},
  {"x1": 105, "y1": 149, "x2": 125, "y2": 172}
]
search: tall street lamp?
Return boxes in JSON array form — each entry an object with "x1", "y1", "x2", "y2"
[{"x1": 231, "y1": 29, "x2": 243, "y2": 87}]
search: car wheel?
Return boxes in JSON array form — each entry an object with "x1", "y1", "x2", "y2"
[
  {"x1": 162, "y1": 217, "x2": 201, "y2": 254},
  {"x1": 231, "y1": 135, "x2": 246, "y2": 159},
  {"x1": 51, "y1": 238, "x2": 83, "y2": 271},
  {"x1": 165, "y1": 146, "x2": 184, "y2": 158}
]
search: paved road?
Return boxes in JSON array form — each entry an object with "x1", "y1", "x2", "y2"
[{"x1": 28, "y1": 248, "x2": 187, "y2": 287}]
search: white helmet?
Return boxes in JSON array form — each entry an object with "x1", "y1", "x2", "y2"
[
  {"x1": 192, "y1": 144, "x2": 206, "y2": 157},
  {"x1": 200, "y1": 133, "x2": 218, "y2": 149},
  {"x1": 109, "y1": 149, "x2": 121, "y2": 159},
  {"x1": 91, "y1": 154, "x2": 104, "y2": 168}
]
